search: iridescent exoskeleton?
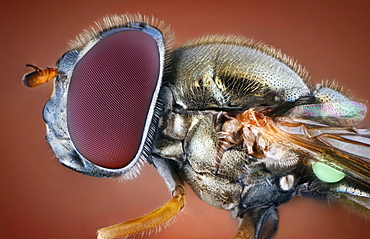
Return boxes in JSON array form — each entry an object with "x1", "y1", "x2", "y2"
[{"x1": 23, "y1": 14, "x2": 370, "y2": 239}]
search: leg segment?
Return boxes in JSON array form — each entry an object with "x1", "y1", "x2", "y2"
[
  {"x1": 234, "y1": 207, "x2": 278, "y2": 239},
  {"x1": 97, "y1": 157, "x2": 185, "y2": 238},
  {"x1": 97, "y1": 187, "x2": 185, "y2": 239}
]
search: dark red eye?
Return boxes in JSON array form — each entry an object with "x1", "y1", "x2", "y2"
[{"x1": 67, "y1": 30, "x2": 160, "y2": 169}]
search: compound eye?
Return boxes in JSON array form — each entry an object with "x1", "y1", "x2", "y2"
[{"x1": 67, "y1": 30, "x2": 161, "y2": 169}]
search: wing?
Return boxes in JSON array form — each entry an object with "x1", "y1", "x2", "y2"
[{"x1": 276, "y1": 106, "x2": 370, "y2": 187}]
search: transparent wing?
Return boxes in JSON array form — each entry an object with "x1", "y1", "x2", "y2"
[{"x1": 276, "y1": 117, "x2": 370, "y2": 187}]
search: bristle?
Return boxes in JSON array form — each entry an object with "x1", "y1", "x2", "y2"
[
  {"x1": 68, "y1": 13, "x2": 174, "y2": 52},
  {"x1": 317, "y1": 79, "x2": 364, "y2": 102},
  {"x1": 319, "y1": 79, "x2": 343, "y2": 92}
]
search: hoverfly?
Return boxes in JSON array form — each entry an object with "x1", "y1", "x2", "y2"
[{"x1": 23, "y1": 14, "x2": 370, "y2": 239}]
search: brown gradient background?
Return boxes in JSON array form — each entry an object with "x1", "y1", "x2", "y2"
[{"x1": 1, "y1": 0, "x2": 370, "y2": 238}]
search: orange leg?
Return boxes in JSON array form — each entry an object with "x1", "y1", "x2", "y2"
[{"x1": 97, "y1": 187, "x2": 185, "y2": 239}]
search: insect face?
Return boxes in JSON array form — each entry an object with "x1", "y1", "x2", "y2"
[{"x1": 40, "y1": 18, "x2": 169, "y2": 179}]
